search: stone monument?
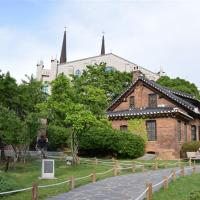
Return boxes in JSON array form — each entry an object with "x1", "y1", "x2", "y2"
[{"x1": 41, "y1": 159, "x2": 55, "y2": 179}]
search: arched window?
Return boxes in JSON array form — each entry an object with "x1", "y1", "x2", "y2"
[
  {"x1": 75, "y1": 69, "x2": 81, "y2": 76},
  {"x1": 105, "y1": 66, "x2": 116, "y2": 72}
]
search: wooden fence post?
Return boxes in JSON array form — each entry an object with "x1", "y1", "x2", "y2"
[
  {"x1": 32, "y1": 183, "x2": 38, "y2": 200},
  {"x1": 146, "y1": 183, "x2": 152, "y2": 200},
  {"x1": 77, "y1": 156, "x2": 80, "y2": 165},
  {"x1": 132, "y1": 162, "x2": 135, "y2": 173},
  {"x1": 180, "y1": 166, "x2": 184, "y2": 176},
  {"x1": 94, "y1": 157, "x2": 98, "y2": 165},
  {"x1": 155, "y1": 162, "x2": 158, "y2": 170},
  {"x1": 172, "y1": 170, "x2": 176, "y2": 182},
  {"x1": 69, "y1": 176, "x2": 75, "y2": 190},
  {"x1": 115, "y1": 160, "x2": 120, "y2": 175},
  {"x1": 163, "y1": 176, "x2": 168, "y2": 191},
  {"x1": 91, "y1": 172, "x2": 96, "y2": 183},
  {"x1": 114, "y1": 166, "x2": 118, "y2": 176},
  {"x1": 142, "y1": 164, "x2": 145, "y2": 172}
]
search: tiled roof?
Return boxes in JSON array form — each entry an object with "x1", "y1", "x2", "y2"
[
  {"x1": 161, "y1": 86, "x2": 195, "y2": 99},
  {"x1": 107, "y1": 107, "x2": 193, "y2": 120},
  {"x1": 107, "y1": 76, "x2": 199, "y2": 116}
]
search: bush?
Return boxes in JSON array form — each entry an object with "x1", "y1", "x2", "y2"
[
  {"x1": 188, "y1": 190, "x2": 200, "y2": 200},
  {"x1": 0, "y1": 174, "x2": 17, "y2": 193},
  {"x1": 180, "y1": 141, "x2": 200, "y2": 158},
  {"x1": 47, "y1": 124, "x2": 70, "y2": 151},
  {"x1": 78, "y1": 126, "x2": 145, "y2": 159}
]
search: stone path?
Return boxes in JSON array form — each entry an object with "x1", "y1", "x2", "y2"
[{"x1": 47, "y1": 166, "x2": 199, "y2": 200}]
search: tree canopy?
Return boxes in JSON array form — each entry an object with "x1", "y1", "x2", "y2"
[
  {"x1": 0, "y1": 71, "x2": 45, "y2": 161},
  {"x1": 157, "y1": 76, "x2": 200, "y2": 99},
  {"x1": 72, "y1": 62, "x2": 132, "y2": 102}
]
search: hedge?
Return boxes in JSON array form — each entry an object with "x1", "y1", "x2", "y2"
[
  {"x1": 78, "y1": 126, "x2": 145, "y2": 159},
  {"x1": 180, "y1": 141, "x2": 200, "y2": 158}
]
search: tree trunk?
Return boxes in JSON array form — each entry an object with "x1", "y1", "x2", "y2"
[
  {"x1": 4, "y1": 156, "x2": 11, "y2": 172},
  {"x1": 70, "y1": 130, "x2": 78, "y2": 165},
  {"x1": 0, "y1": 137, "x2": 6, "y2": 161}
]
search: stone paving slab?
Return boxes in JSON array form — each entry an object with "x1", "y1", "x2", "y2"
[{"x1": 46, "y1": 166, "x2": 199, "y2": 200}]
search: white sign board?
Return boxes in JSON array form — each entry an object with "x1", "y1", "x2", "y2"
[{"x1": 41, "y1": 159, "x2": 55, "y2": 179}]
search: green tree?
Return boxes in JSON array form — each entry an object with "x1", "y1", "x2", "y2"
[
  {"x1": 73, "y1": 63, "x2": 132, "y2": 102},
  {"x1": 0, "y1": 72, "x2": 18, "y2": 110},
  {"x1": 37, "y1": 74, "x2": 77, "y2": 159},
  {"x1": 0, "y1": 72, "x2": 45, "y2": 161},
  {"x1": 77, "y1": 85, "x2": 108, "y2": 118},
  {"x1": 157, "y1": 76, "x2": 200, "y2": 99},
  {"x1": 38, "y1": 74, "x2": 101, "y2": 163},
  {"x1": 0, "y1": 106, "x2": 23, "y2": 160}
]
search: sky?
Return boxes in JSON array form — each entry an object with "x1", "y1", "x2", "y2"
[{"x1": 0, "y1": 0, "x2": 200, "y2": 87}]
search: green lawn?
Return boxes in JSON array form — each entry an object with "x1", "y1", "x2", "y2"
[
  {"x1": 0, "y1": 158, "x2": 189, "y2": 200},
  {"x1": 0, "y1": 158, "x2": 135, "y2": 200},
  {"x1": 153, "y1": 172, "x2": 200, "y2": 200}
]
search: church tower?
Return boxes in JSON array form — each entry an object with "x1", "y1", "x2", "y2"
[
  {"x1": 101, "y1": 33, "x2": 105, "y2": 55},
  {"x1": 60, "y1": 28, "x2": 67, "y2": 64}
]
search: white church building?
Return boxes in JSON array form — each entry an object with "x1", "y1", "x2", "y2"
[{"x1": 36, "y1": 30, "x2": 166, "y2": 93}]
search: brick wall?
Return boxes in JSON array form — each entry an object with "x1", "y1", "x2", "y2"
[
  {"x1": 110, "y1": 117, "x2": 185, "y2": 159},
  {"x1": 114, "y1": 82, "x2": 176, "y2": 111}
]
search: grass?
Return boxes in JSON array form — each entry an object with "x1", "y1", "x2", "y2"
[
  {"x1": 0, "y1": 158, "x2": 141, "y2": 200},
  {"x1": 0, "y1": 158, "x2": 189, "y2": 200},
  {"x1": 0, "y1": 159, "x2": 114, "y2": 200},
  {"x1": 153, "y1": 171, "x2": 200, "y2": 200}
]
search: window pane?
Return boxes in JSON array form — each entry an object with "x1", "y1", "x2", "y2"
[
  {"x1": 199, "y1": 126, "x2": 200, "y2": 141},
  {"x1": 146, "y1": 121, "x2": 156, "y2": 141},
  {"x1": 184, "y1": 123, "x2": 187, "y2": 142},
  {"x1": 149, "y1": 94, "x2": 157, "y2": 108},
  {"x1": 129, "y1": 96, "x2": 135, "y2": 109},
  {"x1": 191, "y1": 125, "x2": 196, "y2": 141},
  {"x1": 120, "y1": 125, "x2": 128, "y2": 131}
]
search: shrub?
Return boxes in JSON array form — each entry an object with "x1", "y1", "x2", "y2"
[
  {"x1": 128, "y1": 119, "x2": 147, "y2": 141},
  {"x1": 78, "y1": 126, "x2": 145, "y2": 159},
  {"x1": 0, "y1": 174, "x2": 17, "y2": 193},
  {"x1": 47, "y1": 124, "x2": 70, "y2": 151},
  {"x1": 180, "y1": 141, "x2": 200, "y2": 158},
  {"x1": 188, "y1": 190, "x2": 200, "y2": 200}
]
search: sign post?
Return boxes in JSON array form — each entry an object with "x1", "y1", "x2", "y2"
[{"x1": 41, "y1": 159, "x2": 55, "y2": 179}]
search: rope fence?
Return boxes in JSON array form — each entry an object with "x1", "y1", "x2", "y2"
[
  {"x1": 133, "y1": 164, "x2": 197, "y2": 200},
  {"x1": 0, "y1": 157, "x2": 197, "y2": 200}
]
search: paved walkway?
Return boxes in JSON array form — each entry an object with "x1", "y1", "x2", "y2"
[{"x1": 47, "y1": 166, "x2": 199, "y2": 200}]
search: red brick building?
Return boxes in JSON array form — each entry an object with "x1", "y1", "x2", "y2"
[{"x1": 107, "y1": 74, "x2": 200, "y2": 159}]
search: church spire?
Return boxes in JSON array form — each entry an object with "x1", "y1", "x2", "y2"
[
  {"x1": 60, "y1": 28, "x2": 67, "y2": 64},
  {"x1": 101, "y1": 32, "x2": 105, "y2": 55}
]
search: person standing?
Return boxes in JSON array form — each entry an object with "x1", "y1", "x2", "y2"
[{"x1": 37, "y1": 135, "x2": 48, "y2": 159}]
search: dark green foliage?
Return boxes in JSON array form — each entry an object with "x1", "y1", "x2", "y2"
[
  {"x1": 79, "y1": 126, "x2": 145, "y2": 158},
  {"x1": 47, "y1": 124, "x2": 70, "y2": 151},
  {"x1": 188, "y1": 191, "x2": 200, "y2": 200},
  {"x1": 157, "y1": 76, "x2": 200, "y2": 99},
  {"x1": 180, "y1": 141, "x2": 200, "y2": 158},
  {"x1": 0, "y1": 72, "x2": 45, "y2": 160},
  {"x1": 73, "y1": 62, "x2": 132, "y2": 102},
  {"x1": 0, "y1": 174, "x2": 17, "y2": 192}
]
